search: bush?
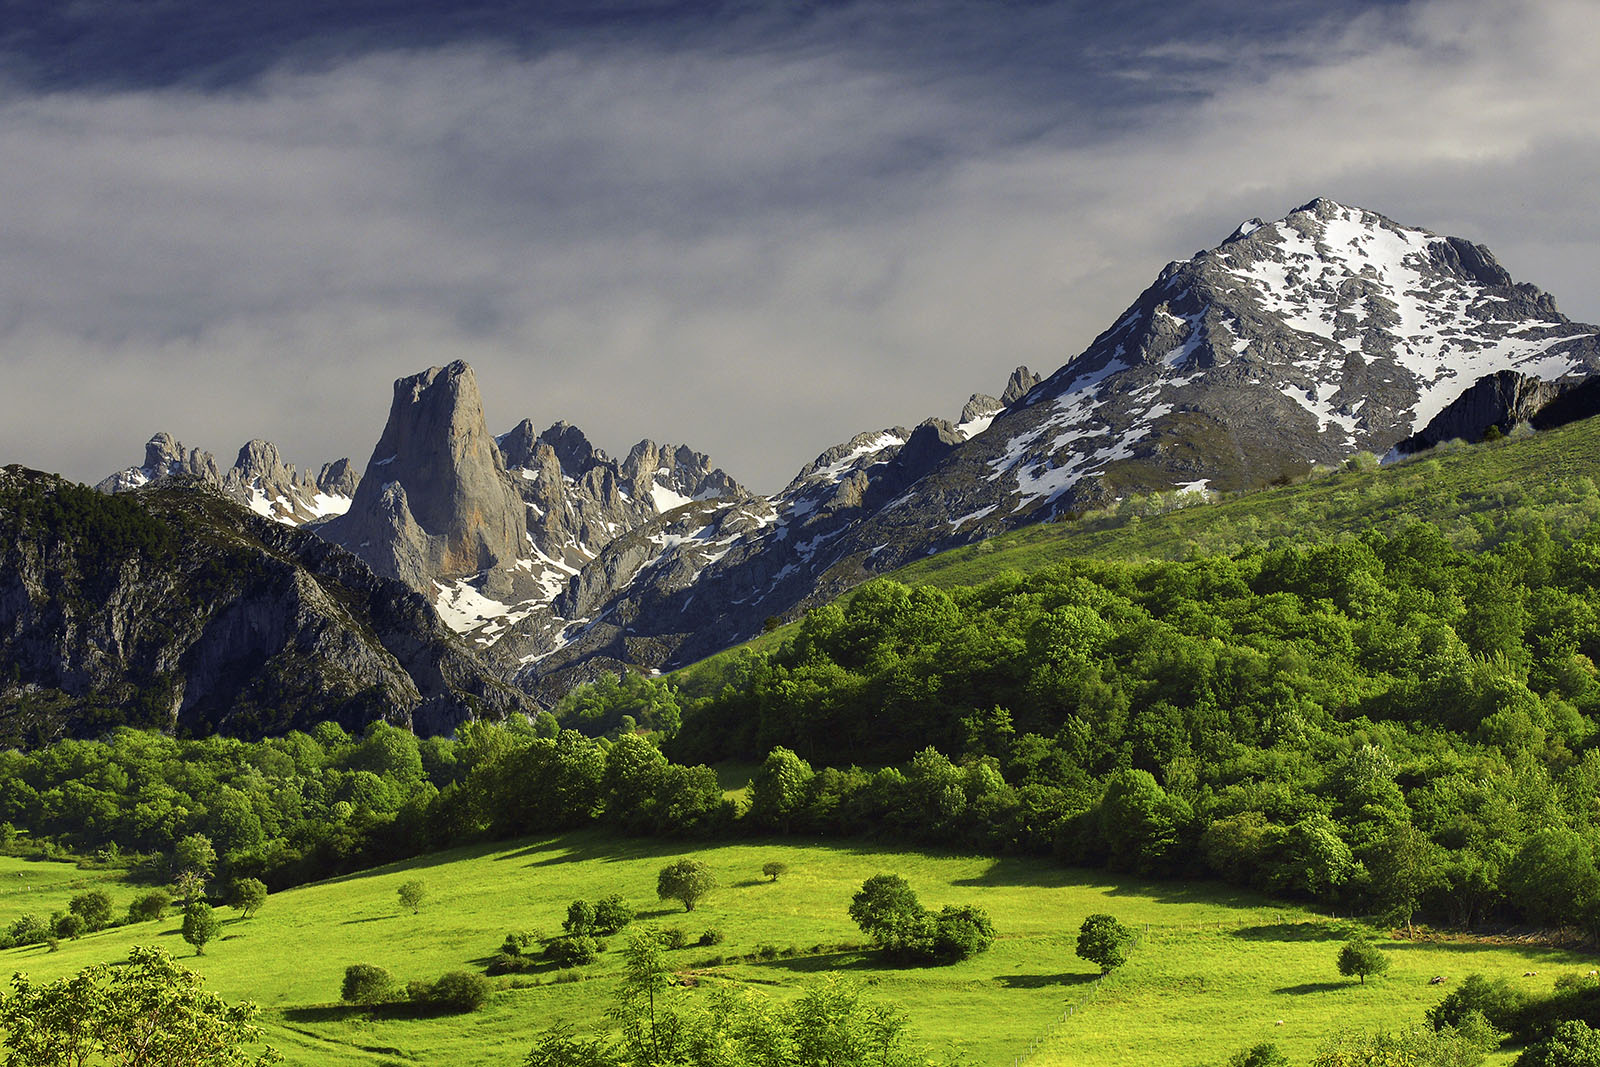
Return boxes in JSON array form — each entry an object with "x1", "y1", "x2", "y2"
[
  {"x1": 341, "y1": 963, "x2": 396, "y2": 1005},
  {"x1": 592, "y1": 894, "x2": 633, "y2": 935},
  {"x1": 763, "y1": 861, "x2": 789, "y2": 882},
  {"x1": 3, "y1": 914, "x2": 50, "y2": 948},
  {"x1": 699, "y1": 928, "x2": 724, "y2": 947},
  {"x1": 1518, "y1": 1019, "x2": 1600, "y2": 1067},
  {"x1": 664, "y1": 927, "x2": 690, "y2": 950},
  {"x1": 68, "y1": 889, "x2": 114, "y2": 931},
  {"x1": 929, "y1": 904, "x2": 996, "y2": 962},
  {"x1": 544, "y1": 935, "x2": 601, "y2": 968},
  {"x1": 564, "y1": 899, "x2": 597, "y2": 935},
  {"x1": 397, "y1": 879, "x2": 427, "y2": 914},
  {"x1": 1228, "y1": 1044, "x2": 1289, "y2": 1067},
  {"x1": 427, "y1": 971, "x2": 491, "y2": 1013},
  {"x1": 1429, "y1": 974, "x2": 1527, "y2": 1032},
  {"x1": 53, "y1": 912, "x2": 87, "y2": 940},
  {"x1": 127, "y1": 889, "x2": 172, "y2": 924}
]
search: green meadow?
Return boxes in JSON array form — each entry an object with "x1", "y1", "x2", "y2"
[{"x1": 4, "y1": 835, "x2": 1593, "y2": 1066}]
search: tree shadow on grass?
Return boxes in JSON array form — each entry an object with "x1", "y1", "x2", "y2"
[
  {"x1": 281, "y1": 1002, "x2": 478, "y2": 1023},
  {"x1": 339, "y1": 914, "x2": 397, "y2": 925},
  {"x1": 1232, "y1": 922, "x2": 1353, "y2": 943},
  {"x1": 993, "y1": 972, "x2": 1099, "y2": 990},
  {"x1": 729, "y1": 879, "x2": 767, "y2": 888},
  {"x1": 746, "y1": 950, "x2": 880, "y2": 975},
  {"x1": 1273, "y1": 981, "x2": 1352, "y2": 995}
]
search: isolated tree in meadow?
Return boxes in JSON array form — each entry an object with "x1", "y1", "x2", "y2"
[
  {"x1": 0, "y1": 945, "x2": 274, "y2": 1066},
  {"x1": 1336, "y1": 936, "x2": 1389, "y2": 984},
  {"x1": 657, "y1": 858, "x2": 716, "y2": 912},
  {"x1": 763, "y1": 861, "x2": 790, "y2": 882},
  {"x1": 1076, "y1": 913, "x2": 1134, "y2": 974},
  {"x1": 182, "y1": 902, "x2": 220, "y2": 956},
  {"x1": 398, "y1": 879, "x2": 427, "y2": 915},
  {"x1": 231, "y1": 878, "x2": 267, "y2": 920}
]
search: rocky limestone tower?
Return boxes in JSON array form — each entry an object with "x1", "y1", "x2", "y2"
[{"x1": 323, "y1": 361, "x2": 527, "y2": 597}]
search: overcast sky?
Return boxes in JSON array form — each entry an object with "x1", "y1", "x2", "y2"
[{"x1": 3, "y1": 0, "x2": 1599, "y2": 493}]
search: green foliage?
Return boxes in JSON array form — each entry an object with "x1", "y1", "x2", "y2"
[
  {"x1": 425, "y1": 971, "x2": 492, "y2": 1013},
  {"x1": 1517, "y1": 1020, "x2": 1600, "y2": 1067},
  {"x1": 1229, "y1": 1044, "x2": 1290, "y2": 1067},
  {"x1": 1428, "y1": 974, "x2": 1528, "y2": 1033},
  {"x1": 763, "y1": 860, "x2": 790, "y2": 882},
  {"x1": 847, "y1": 874, "x2": 993, "y2": 963},
  {"x1": 53, "y1": 911, "x2": 86, "y2": 940},
  {"x1": 544, "y1": 934, "x2": 602, "y2": 968},
  {"x1": 564, "y1": 899, "x2": 597, "y2": 935},
  {"x1": 231, "y1": 878, "x2": 267, "y2": 919},
  {"x1": 592, "y1": 894, "x2": 633, "y2": 936},
  {"x1": 1336, "y1": 936, "x2": 1390, "y2": 984},
  {"x1": 657, "y1": 858, "x2": 717, "y2": 912},
  {"x1": 1076, "y1": 913, "x2": 1134, "y2": 974},
  {"x1": 397, "y1": 879, "x2": 427, "y2": 915},
  {"x1": 127, "y1": 889, "x2": 171, "y2": 924},
  {"x1": 174, "y1": 832, "x2": 218, "y2": 877},
  {"x1": 340, "y1": 963, "x2": 396, "y2": 1005},
  {"x1": 1310, "y1": 1025, "x2": 1486, "y2": 1066},
  {"x1": 67, "y1": 889, "x2": 113, "y2": 931},
  {"x1": 0, "y1": 945, "x2": 275, "y2": 1066},
  {"x1": 181, "y1": 901, "x2": 220, "y2": 956}
]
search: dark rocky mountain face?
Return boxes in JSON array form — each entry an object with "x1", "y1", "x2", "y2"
[{"x1": 0, "y1": 466, "x2": 527, "y2": 747}]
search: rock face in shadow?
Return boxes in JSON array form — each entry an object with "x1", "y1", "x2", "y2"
[
  {"x1": 1398, "y1": 370, "x2": 1600, "y2": 452},
  {"x1": 0, "y1": 466, "x2": 527, "y2": 747},
  {"x1": 322, "y1": 361, "x2": 528, "y2": 597}
]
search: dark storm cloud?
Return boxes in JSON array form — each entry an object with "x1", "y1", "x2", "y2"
[{"x1": 1, "y1": 0, "x2": 1596, "y2": 491}]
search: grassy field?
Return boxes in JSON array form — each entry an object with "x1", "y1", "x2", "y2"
[{"x1": 4, "y1": 833, "x2": 1593, "y2": 1066}]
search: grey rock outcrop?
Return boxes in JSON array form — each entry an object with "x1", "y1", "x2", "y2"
[
  {"x1": 322, "y1": 361, "x2": 527, "y2": 596},
  {"x1": 1001, "y1": 366, "x2": 1042, "y2": 406},
  {"x1": 99, "y1": 432, "x2": 359, "y2": 525}
]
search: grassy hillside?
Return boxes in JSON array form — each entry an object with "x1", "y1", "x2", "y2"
[{"x1": 5, "y1": 833, "x2": 1591, "y2": 1067}]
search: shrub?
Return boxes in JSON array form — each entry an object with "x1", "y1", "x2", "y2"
[
  {"x1": 341, "y1": 963, "x2": 396, "y2": 1005},
  {"x1": 68, "y1": 889, "x2": 114, "y2": 931},
  {"x1": 544, "y1": 935, "x2": 601, "y2": 968},
  {"x1": 428, "y1": 971, "x2": 492, "y2": 1013},
  {"x1": 1517, "y1": 1019, "x2": 1600, "y2": 1067},
  {"x1": 929, "y1": 904, "x2": 996, "y2": 962},
  {"x1": 763, "y1": 861, "x2": 789, "y2": 882},
  {"x1": 53, "y1": 912, "x2": 87, "y2": 940},
  {"x1": 1429, "y1": 974, "x2": 1528, "y2": 1032},
  {"x1": 699, "y1": 928, "x2": 724, "y2": 947},
  {"x1": 592, "y1": 894, "x2": 633, "y2": 935},
  {"x1": 664, "y1": 927, "x2": 690, "y2": 950},
  {"x1": 127, "y1": 889, "x2": 172, "y2": 923},
  {"x1": 564, "y1": 899, "x2": 597, "y2": 936},
  {"x1": 1228, "y1": 1044, "x2": 1289, "y2": 1067}
]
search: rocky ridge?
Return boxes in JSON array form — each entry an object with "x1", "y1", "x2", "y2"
[
  {"x1": 0, "y1": 465, "x2": 526, "y2": 746},
  {"x1": 98, "y1": 432, "x2": 358, "y2": 526}
]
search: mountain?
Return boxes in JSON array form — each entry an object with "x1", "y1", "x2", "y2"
[
  {"x1": 0, "y1": 465, "x2": 527, "y2": 747},
  {"x1": 493, "y1": 199, "x2": 1600, "y2": 690},
  {"x1": 86, "y1": 197, "x2": 1600, "y2": 707},
  {"x1": 98, "y1": 432, "x2": 359, "y2": 525}
]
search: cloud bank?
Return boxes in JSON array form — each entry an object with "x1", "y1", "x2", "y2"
[{"x1": 1, "y1": 0, "x2": 1597, "y2": 491}]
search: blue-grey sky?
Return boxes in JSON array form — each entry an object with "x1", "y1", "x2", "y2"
[{"x1": 3, "y1": 0, "x2": 1598, "y2": 491}]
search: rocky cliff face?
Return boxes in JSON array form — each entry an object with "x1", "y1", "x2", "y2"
[
  {"x1": 0, "y1": 465, "x2": 526, "y2": 747},
  {"x1": 98, "y1": 432, "x2": 358, "y2": 525},
  {"x1": 321, "y1": 361, "x2": 528, "y2": 597}
]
